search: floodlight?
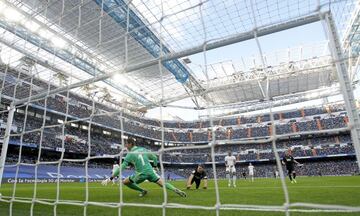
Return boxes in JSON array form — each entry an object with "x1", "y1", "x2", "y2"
[
  {"x1": 4, "y1": 7, "x2": 25, "y2": 22},
  {"x1": 23, "y1": 21, "x2": 40, "y2": 32},
  {"x1": 0, "y1": 3, "x2": 7, "y2": 14},
  {"x1": 112, "y1": 73, "x2": 128, "y2": 86},
  {"x1": 51, "y1": 37, "x2": 67, "y2": 48},
  {"x1": 38, "y1": 29, "x2": 54, "y2": 39}
]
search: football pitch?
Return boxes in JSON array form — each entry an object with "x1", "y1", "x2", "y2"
[{"x1": 0, "y1": 176, "x2": 359, "y2": 216}]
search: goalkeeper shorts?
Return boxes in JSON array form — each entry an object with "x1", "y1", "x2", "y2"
[{"x1": 129, "y1": 169, "x2": 160, "y2": 184}]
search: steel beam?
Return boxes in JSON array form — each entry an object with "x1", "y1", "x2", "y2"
[
  {"x1": 93, "y1": 0, "x2": 210, "y2": 107},
  {"x1": 0, "y1": 104, "x2": 15, "y2": 187},
  {"x1": 206, "y1": 87, "x2": 341, "y2": 118},
  {"x1": 13, "y1": 12, "x2": 323, "y2": 106},
  {"x1": 0, "y1": 20, "x2": 152, "y2": 106},
  {"x1": 160, "y1": 63, "x2": 335, "y2": 107},
  {"x1": 94, "y1": 0, "x2": 190, "y2": 83},
  {"x1": 324, "y1": 12, "x2": 360, "y2": 170},
  {"x1": 0, "y1": 36, "x2": 85, "y2": 83}
]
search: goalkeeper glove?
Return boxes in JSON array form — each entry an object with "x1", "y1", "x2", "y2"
[
  {"x1": 153, "y1": 167, "x2": 160, "y2": 173},
  {"x1": 101, "y1": 178, "x2": 111, "y2": 186}
]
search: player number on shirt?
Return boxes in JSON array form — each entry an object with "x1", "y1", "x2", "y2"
[{"x1": 138, "y1": 154, "x2": 145, "y2": 165}]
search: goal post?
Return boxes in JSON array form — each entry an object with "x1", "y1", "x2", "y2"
[
  {"x1": 322, "y1": 12, "x2": 360, "y2": 170},
  {"x1": 0, "y1": 103, "x2": 15, "y2": 188}
]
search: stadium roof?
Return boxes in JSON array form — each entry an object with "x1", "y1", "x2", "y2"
[{"x1": 0, "y1": 0, "x2": 358, "y2": 120}]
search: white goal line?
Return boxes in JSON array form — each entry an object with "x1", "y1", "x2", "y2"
[{"x1": 1, "y1": 195, "x2": 359, "y2": 213}]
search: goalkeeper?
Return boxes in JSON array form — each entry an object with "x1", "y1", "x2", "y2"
[{"x1": 102, "y1": 138, "x2": 186, "y2": 197}]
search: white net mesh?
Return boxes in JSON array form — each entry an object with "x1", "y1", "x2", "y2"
[{"x1": 0, "y1": 0, "x2": 359, "y2": 215}]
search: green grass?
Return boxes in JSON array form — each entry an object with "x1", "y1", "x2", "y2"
[{"x1": 1, "y1": 176, "x2": 360, "y2": 216}]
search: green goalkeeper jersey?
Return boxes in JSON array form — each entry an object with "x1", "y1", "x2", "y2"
[{"x1": 121, "y1": 146, "x2": 158, "y2": 173}]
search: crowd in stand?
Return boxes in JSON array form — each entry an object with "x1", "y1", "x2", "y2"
[
  {"x1": 1, "y1": 107, "x2": 350, "y2": 144},
  {"x1": 1, "y1": 65, "x2": 359, "y2": 179},
  {"x1": 0, "y1": 114, "x2": 120, "y2": 156},
  {"x1": 2, "y1": 113, "x2": 356, "y2": 164},
  {"x1": 0, "y1": 105, "x2": 355, "y2": 164},
  {"x1": 0, "y1": 65, "x2": 350, "y2": 142},
  {"x1": 161, "y1": 142, "x2": 355, "y2": 164},
  {"x1": 1, "y1": 108, "x2": 355, "y2": 161},
  {"x1": 5, "y1": 154, "x2": 111, "y2": 169},
  {"x1": 5, "y1": 151, "x2": 359, "y2": 178},
  {"x1": 164, "y1": 159, "x2": 359, "y2": 178},
  {"x1": 160, "y1": 134, "x2": 354, "y2": 163}
]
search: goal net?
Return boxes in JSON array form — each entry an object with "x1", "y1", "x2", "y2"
[{"x1": 0, "y1": 0, "x2": 360, "y2": 215}]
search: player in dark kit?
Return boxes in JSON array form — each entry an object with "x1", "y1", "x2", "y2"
[
  {"x1": 282, "y1": 149, "x2": 302, "y2": 183},
  {"x1": 186, "y1": 165, "x2": 208, "y2": 189},
  {"x1": 242, "y1": 171, "x2": 247, "y2": 180}
]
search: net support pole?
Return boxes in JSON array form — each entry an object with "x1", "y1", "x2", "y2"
[
  {"x1": 322, "y1": 12, "x2": 360, "y2": 170},
  {"x1": 0, "y1": 103, "x2": 16, "y2": 188}
]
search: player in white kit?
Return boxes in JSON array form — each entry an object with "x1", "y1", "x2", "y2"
[
  {"x1": 248, "y1": 163, "x2": 255, "y2": 182},
  {"x1": 225, "y1": 151, "x2": 237, "y2": 187}
]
